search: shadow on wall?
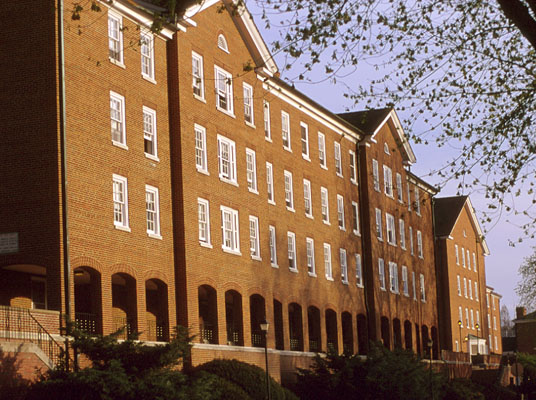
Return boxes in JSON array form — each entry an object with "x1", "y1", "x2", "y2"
[{"x1": 0, "y1": 347, "x2": 30, "y2": 400}]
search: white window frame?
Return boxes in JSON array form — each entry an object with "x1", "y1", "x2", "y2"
[
  {"x1": 306, "y1": 237, "x2": 316, "y2": 276},
  {"x1": 337, "y1": 195, "x2": 345, "y2": 231},
  {"x1": 243, "y1": 83, "x2": 254, "y2": 126},
  {"x1": 459, "y1": 307, "x2": 464, "y2": 328},
  {"x1": 386, "y1": 213, "x2": 396, "y2": 245},
  {"x1": 417, "y1": 230, "x2": 423, "y2": 258},
  {"x1": 110, "y1": 91, "x2": 126, "y2": 148},
  {"x1": 281, "y1": 111, "x2": 291, "y2": 151},
  {"x1": 145, "y1": 185, "x2": 161, "y2": 238},
  {"x1": 402, "y1": 266, "x2": 408, "y2": 296},
  {"x1": 455, "y1": 244, "x2": 459, "y2": 265},
  {"x1": 464, "y1": 277, "x2": 468, "y2": 298},
  {"x1": 321, "y1": 187, "x2": 330, "y2": 224},
  {"x1": 355, "y1": 254, "x2": 363, "y2": 287},
  {"x1": 383, "y1": 165, "x2": 393, "y2": 197},
  {"x1": 340, "y1": 248, "x2": 348, "y2": 284},
  {"x1": 192, "y1": 51, "x2": 205, "y2": 99},
  {"x1": 414, "y1": 188, "x2": 421, "y2": 215},
  {"x1": 349, "y1": 150, "x2": 357, "y2": 184},
  {"x1": 467, "y1": 249, "x2": 471, "y2": 270},
  {"x1": 471, "y1": 309, "x2": 475, "y2": 329},
  {"x1": 457, "y1": 275, "x2": 461, "y2": 296},
  {"x1": 318, "y1": 132, "x2": 327, "y2": 168},
  {"x1": 469, "y1": 279, "x2": 473, "y2": 299},
  {"x1": 220, "y1": 206, "x2": 240, "y2": 254},
  {"x1": 412, "y1": 271, "x2": 417, "y2": 300},
  {"x1": 303, "y1": 179, "x2": 313, "y2": 218},
  {"x1": 301, "y1": 122, "x2": 310, "y2": 159},
  {"x1": 140, "y1": 31, "x2": 155, "y2": 81},
  {"x1": 399, "y1": 219, "x2": 406, "y2": 249},
  {"x1": 407, "y1": 182, "x2": 411, "y2": 211},
  {"x1": 266, "y1": 162, "x2": 275, "y2": 204},
  {"x1": 263, "y1": 100, "x2": 271, "y2": 140},
  {"x1": 396, "y1": 173, "x2": 403, "y2": 202},
  {"x1": 214, "y1": 66, "x2": 234, "y2": 115},
  {"x1": 409, "y1": 226, "x2": 414, "y2": 255},
  {"x1": 493, "y1": 316, "x2": 497, "y2": 331},
  {"x1": 334, "y1": 142, "x2": 342, "y2": 176},
  {"x1": 269, "y1": 225, "x2": 278, "y2": 267},
  {"x1": 324, "y1": 243, "x2": 333, "y2": 280},
  {"x1": 473, "y1": 252, "x2": 477, "y2": 272},
  {"x1": 284, "y1": 170, "x2": 295, "y2": 211},
  {"x1": 198, "y1": 198, "x2": 211, "y2": 247},
  {"x1": 195, "y1": 124, "x2": 208, "y2": 174},
  {"x1": 217, "y1": 34, "x2": 229, "y2": 52},
  {"x1": 372, "y1": 159, "x2": 380, "y2": 191},
  {"x1": 108, "y1": 11, "x2": 123, "y2": 65},
  {"x1": 249, "y1": 215, "x2": 260, "y2": 260},
  {"x1": 287, "y1": 232, "x2": 297, "y2": 272},
  {"x1": 143, "y1": 106, "x2": 158, "y2": 160},
  {"x1": 246, "y1": 148, "x2": 258, "y2": 193},
  {"x1": 113, "y1": 174, "x2": 129, "y2": 231},
  {"x1": 375, "y1": 208, "x2": 383, "y2": 241},
  {"x1": 217, "y1": 135, "x2": 237, "y2": 185},
  {"x1": 420, "y1": 273, "x2": 426, "y2": 302},
  {"x1": 379, "y1": 258, "x2": 386, "y2": 290},
  {"x1": 462, "y1": 247, "x2": 466, "y2": 267},
  {"x1": 475, "y1": 282, "x2": 479, "y2": 301},
  {"x1": 351, "y1": 201, "x2": 360, "y2": 235},
  {"x1": 389, "y1": 262, "x2": 399, "y2": 293}
]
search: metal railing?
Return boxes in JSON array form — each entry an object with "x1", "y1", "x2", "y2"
[
  {"x1": 112, "y1": 316, "x2": 133, "y2": 339},
  {"x1": 0, "y1": 305, "x2": 64, "y2": 367},
  {"x1": 251, "y1": 332, "x2": 265, "y2": 347},
  {"x1": 290, "y1": 337, "x2": 302, "y2": 351},
  {"x1": 146, "y1": 319, "x2": 165, "y2": 342},
  {"x1": 200, "y1": 327, "x2": 214, "y2": 344},
  {"x1": 309, "y1": 339, "x2": 320, "y2": 352},
  {"x1": 75, "y1": 312, "x2": 98, "y2": 334},
  {"x1": 226, "y1": 328, "x2": 241, "y2": 346}
]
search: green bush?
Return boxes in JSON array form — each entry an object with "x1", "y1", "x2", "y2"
[{"x1": 443, "y1": 378, "x2": 484, "y2": 400}]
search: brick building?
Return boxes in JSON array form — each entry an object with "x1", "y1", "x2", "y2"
[{"x1": 513, "y1": 307, "x2": 536, "y2": 355}]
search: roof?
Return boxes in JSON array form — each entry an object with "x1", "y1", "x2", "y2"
[
  {"x1": 338, "y1": 108, "x2": 392, "y2": 135},
  {"x1": 515, "y1": 310, "x2": 536, "y2": 321}
]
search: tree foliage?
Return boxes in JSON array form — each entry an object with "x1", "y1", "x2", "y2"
[{"x1": 516, "y1": 246, "x2": 536, "y2": 311}]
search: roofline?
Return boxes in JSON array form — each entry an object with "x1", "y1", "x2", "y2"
[
  {"x1": 407, "y1": 171, "x2": 439, "y2": 195},
  {"x1": 108, "y1": 0, "x2": 175, "y2": 39}
]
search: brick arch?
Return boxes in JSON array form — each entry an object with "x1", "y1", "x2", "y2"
[
  {"x1": 109, "y1": 263, "x2": 138, "y2": 280},
  {"x1": 305, "y1": 300, "x2": 322, "y2": 310},
  {"x1": 72, "y1": 256, "x2": 105, "y2": 275},
  {"x1": 246, "y1": 286, "x2": 268, "y2": 299},
  {"x1": 142, "y1": 269, "x2": 170, "y2": 284},
  {"x1": 194, "y1": 277, "x2": 219, "y2": 291},
  {"x1": 0, "y1": 257, "x2": 54, "y2": 272},
  {"x1": 221, "y1": 281, "x2": 244, "y2": 295},
  {"x1": 323, "y1": 303, "x2": 339, "y2": 314}
]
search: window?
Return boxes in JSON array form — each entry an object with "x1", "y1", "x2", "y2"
[
  {"x1": 217, "y1": 135, "x2": 237, "y2": 184},
  {"x1": 475, "y1": 282, "x2": 479, "y2": 301},
  {"x1": 389, "y1": 262, "x2": 399, "y2": 293},
  {"x1": 243, "y1": 83, "x2": 254, "y2": 125},
  {"x1": 349, "y1": 150, "x2": 357, "y2": 184},
  {"x1": 495, "y1": 336, "x2": 498, "y2": 351},
  {"x1": 143, "y1": 106, "x2": 157, "y2": 159},
  {"x1": 493, "y1": 316, "x2": 497, "y2": 330},
  {"x1": 488, "y1": 313, "x2": 491, "y2": 328},
  {"x1": 409, "y1": 226, "x2": 414, "y2": 255},
  {"x1": 420, "y1": 274, "x2": 426, "y2": 302},
  {"x1": 457, "y1": 275, "x2": 461, "y2": 296},
  {"x1": 195, "y1": 124, "x2": 208, "y2": 173},
  {"x1": 476, "y1": 310, "x2": 480, "y2": 326},
  {"x1": 414, "y1": 187, "x2": 421, "y2": 215},
  {"x1": 246, "y1": 149, "x2": 258, "y2": 193},
  {"x1": 471, "y1": 309, "x2": 475, "y2": 329},
  {"x1": 303, "y1": 179, "x2": 312, "y2": 217},
  {"x1": 318, "y1": 133, "x2": 326, "y2": 168},
  {"x1": 249, "y1": 216, "x2": 260, "y2": 259},
  {"x1": 372, "y1": 159, "x2": 380, "y2": 191},
  {"x1": 31, "y1": 278, "x2": 47, "y2": 310},
  {"x1": 140, "y1": 32, "x2": 154, "y2": 80},
  {"x1": 217, "y1": 34, "x2": 228, "y2": 52},
  {"x1": 399, "y1": 219, "x2": 406, "y2": 249},
  {"x1": 473, "y1": 252, "x2": 477, "y2": 272},
  {"x1": 493, "y1": 297, "x2": 496, "y2": 310},
  {"x1": 402, "y1": 266, "x2": 408, "y2": 296},
  {"x1": 384, "y1": 142, "x2": 390, "y2": 154},
  {"x1": 266, "y1": 162, "x2": 275, "y2": 204},
  {"x1": 396, "y1": 173, "x2": 403, "y2": 202},
  {"x1": 462, "y1": 247, "x2": 466, "y2": 267},
  {"x1": 407, "y1": 183, "x2": 411, "y2": 211},
  {"x1": 375, "y1": 208, "x2": 383, "y2": 240},
  {"x1": 340, "y1": 249, "x2": 348, "y2": 284},
  {"x1": 215, "y1": 66, "x2": 233, "y2": 114},
  {"x1": 198, "y1": 198, "x2": 211, "y2": 246},
  {"x1": 324, "y1": 244, "x2": 333, "y2": 280},
  {"x1": 221, "y1": 206, "x2": 240, "y2": 253},
  {"x1": 487, "y1": 294, "x2": 490, "y2": 309},
  {"x1": 288, "y1": 232, "x2": 297, "y2": 271},
  {"x1": 417, "y1": 230, "x2": 423, "y2": 258},
  {"x1": 306, "y1": 238, "x2": 315, "y2": 275},
  {"x1": 192, "y1": 52, "x2": 204, "y2": 98},
  {"x1": 412, "y1": 271, "x2": 417, "y2": 300},
  {"x1": 469, "y1": 279, "x2": 473, "y2": 299},
  {"x1": 108, "y1": 12, "x2": 123, "y2": 64},
  {"x1": 458, "y1": 307, "x2": 463, "y2": 327},
  {"x1": 113, "y1": 175, "x2": 129, "y2": 229},
  {"x1": 321, "y1": 187, "x2": 330, "y2": 223},
  {"x1": 145, "y1": 185, "x2": 160, "y2": 237},
  {"x1": 455, "y1": 244, "x2": 459, "y2": 265},
  {"x1": 269, "y1": 225, "x2": 277, "y2": 266},
  {"x1": 383, "y1": 166, "x2": 393, "y2": 197},
  {"x1": 284, "y1": 170, "x2": 294, "y2": 211},
  {"x1": 110, "y1": 91, "x2": 126, "y2": 147},
  {"x1": 334, "y1": 142, "x2": 342, "y2": 176},
  {"x1": 356, "y1": 254, "x2": 363, "y2": 287},
  {"x1": 386, "y1": 213, "x2": 396, "y2": 245},
  {"x1": 337, "y1": 195, "x2": 345, "y2": 230},
  {"x1": 281, "y1": 111, "x2": 291, "y2": 150},
  {"x1": 464, "y1": 278, "x2": 468, "y2": 298},
  {"x1": 378, "y1": 258, "x2": 386, "y2": 290},
  {"x1": 301, "y1": 122, "x2": 310, "y2": 159},
  {"x1": 263, "y1": 100, "x2": 271, "y2": 140},
  {"x1": 351, "y1": 201, "x2": 360, "y2": 235},
  {"x1": 467, "y1": 249, "x2": 471, "y2": 270}
]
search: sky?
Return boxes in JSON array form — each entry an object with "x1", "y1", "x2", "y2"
[{"x1": 245, "y1": 2, "x2": 533, "y2": 318}]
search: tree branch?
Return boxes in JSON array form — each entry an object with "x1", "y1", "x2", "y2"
[{"x1": 496, "y1": 0, "x2": 536, "y2": 50}]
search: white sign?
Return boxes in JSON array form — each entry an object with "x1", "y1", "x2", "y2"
[{"x1": 0, "y1": 232, "x2": 19, "y2": 254}]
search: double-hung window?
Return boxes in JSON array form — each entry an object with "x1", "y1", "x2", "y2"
[
  {"x1": 337, "y1": 195, "x2": 345, "y2": 230},
  {"x1": 469, "y1": 279, "x2": 473, "y2": 299},
  {"x1": 321, "y1": 187, "x2": 329, "y2": 223},
  {"x1": 318, "y1": 133, "x2": 326, "y2": 168},
  {"x1": 140, "y1": 32, "x2": 154, "y2": 81},
  {"x1": 221, "y1": 206, "x2": 240, "y2": 253},
  {"x1": 417, "y1": 230, "x2": 423, "y2": 258},
  {"x1": 473, "y1": 252, "x2": 477, "y2": 272},
  {"x1": 192, "y1": 52, "x2": 204, "y2": 99},
  {"x1": 143, "y1": 106, "x2": 157, "y2": 159},
  {"x1": 113, "y1": 174, "x2": 129, "y2": 230},
  {"x1": 301, "y1": 122, "x2": 310, "y2": 159},
  {"x1": 110, "y1": 91, "x2": 126, "y2": 147},
  {"x1": 349, "y1": 150, "x2": 357, "y2": 184},
  {"x1": 195, "y1": 124, "x2": 208, "y2": 173},
  {"x1": 284, "y1": 170, "x2": 294, "y2": 211},
  {"x1": 340, "y1": 249, "x2": 348, "y2": 284},
  {"x1": 407, "y1": 183, "x2": 412, "y2": 211},
  {"x1": 414, "y1": 188, "x2": 421, "y2": 215},
  {"x1": 355, "y1": 254, "x2": 363, "y2": 287},
  {"x1": 471, "y1": 310, "x2": 475, "y2": 329},
  {"x1": 389, "y1": 262, "x2": 398, "y2": 293},
  {"x1": 269, "y1": 225, "x2": 277, "y2": 266},
  {"x1": 306, "y1": 238, "x2": 315, "y2": 275},
  {"x1": 246, "y1": 149, "x2": 258, "y2": 193},
  {"x1": 412, "y1": 271, "x2": 417, "y2": 300},
  {"x1": 396, "y1": 173, "x2": 403, "y2": 202},
  {"x1": 372, "y1": 159, "x2": 380, "y2": 191},
  {"x1": 288, "y1": 232, "x2": 297, "y2": 271},
  {"x1": 263, "y1": 100, "x2": 271, "y2": 140},
  {"x1": 217, "y1": 135, "x2": 237, "y2": 184},
  {"x1": 409, "y1": 226, "x2": 414, "y2": 255},
  {"x1": 386, "y1": 213, "x2": 396, "y2": 245},
  {"x1": 281, "y1": 111, "x2": 291, "y2": 150},
  {"x1": 198, "y1": 198, "x2": 211, "y2": 246},
  {"x1": 334, "y1": 142, "x2": 342, "y2": 176},
  {"x1": 108, "y1": 12, "x2": 123, "y2": 64},
  {"x1": 399, "y1": 219, "x2": 406, "y2": 249},
  {"x1": 243, "y1": 83, "x2": 254, "y2": 125},
  {"x1": 420, "y1": 274, "x2": 426, "y2": 302},
  {"x1": 383, "y1": 165, "x2": 393, "y2": 197},
  {"x1": 457, "y1": 275, "x2": 461, "y2": 296},
  {"x1": 145, "y1": 185, "x2": 161, "y2": 237},
  {"x1": 324, "y1": 243, "x2": 332, "y2": 279},
  {"x1": 467, "y1": 250, "x2": 471, "y2": 270},
  {"x1": 475, "y1": 282, "x2": 479, "y2": 301},
  {"x1": 375, "y1": 208, "x2": 383, "y2": 240},
  {"x1": 249, "y1": 216, "x2": 260, "y2": 259},
  {"x1": 215, "y1": 66, "x2": 233, "y2": 114},
  {"x1": 303, "y1": 179, "x2": 312, "y2": 217},
  {"x1": 464, "y1": 278, "x2": 468, "y2": 298},
  {"x1": 266, "y1": 162, "x2": 275, "y2": 204},
  {"x1": 462, "y1": 247, "x2": 466, "y2": 267},
  {"x1": 402, "y1": 266, "x2": 409, "y2": 296},
  {"x1": 378, "y1": 258, "x2": 386, "y2": 290},
  {"x1": 459, "y1": 307, "x2": 463, "y2": 327},
  {"x1": 351, "y1": 201, "x2": 360, "y2": 235},
  {"x1": 455, "y1": 244, "x2": 459, "y2": 265}
]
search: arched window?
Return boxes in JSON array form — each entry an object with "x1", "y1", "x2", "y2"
[{"x1": 217, "y1": 34, "x2": 229, "y2": 52}]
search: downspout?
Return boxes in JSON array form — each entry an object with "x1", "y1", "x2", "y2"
[{"x1": 58, "y1": 0, "x2": 71, "y2": 324}]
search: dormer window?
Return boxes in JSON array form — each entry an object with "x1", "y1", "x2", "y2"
[{"x1": 217, "y1": 34, "x2": 229, "y2": 53}]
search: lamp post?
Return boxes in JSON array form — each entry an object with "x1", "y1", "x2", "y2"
[
  {"x1": 475, "y1": 323, "x2": 480, "y2": 355},
  {"x1": 457, "y1": 320, "x2": 462, "y2": 352},
  {"x1": 260, "y1": 319, "x2": 271, "y2": 400},
  {"x1": 428, "y1": 339, "x2": 434, "y2": 400}
]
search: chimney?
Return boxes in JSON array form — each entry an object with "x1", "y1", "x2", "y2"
[{"x1": 516, "y1": 307, "x2": 526, "y2": 319}]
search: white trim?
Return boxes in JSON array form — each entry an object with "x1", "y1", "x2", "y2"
[
  {"x1": 198, "y1": 197, "x2": 211, "y2": 246},
  {"x1": 143, "y1": 106, "x2": 158, "y2": 160},
  {"x1": 145, "y1": 185, "x2": 161, "y2": 237},
  {"x1": 107, "y1": 1, "x2": 174, "y2": 39}
]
